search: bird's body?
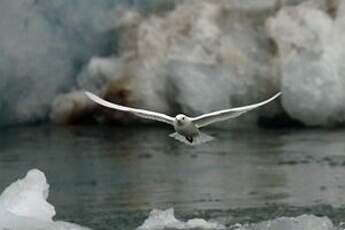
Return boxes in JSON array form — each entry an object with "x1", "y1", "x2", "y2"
[
  {"x1": 172, "y1": 115, "x2": 201, "y2": 144},
  {"x1": 85, "y1": 91, "x2": 281, "y2": 145},
  {"x1": 174, "y1": 115, "x2": 198, "y2": 138}
]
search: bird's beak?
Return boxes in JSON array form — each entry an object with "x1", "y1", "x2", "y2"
[{"x1": 177, "y1": 120, "x2": 182, "y2": 125}]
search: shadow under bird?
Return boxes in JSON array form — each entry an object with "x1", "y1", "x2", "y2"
[{"x1": 85, "y1": 91, "x2": 281, "y2": 145}]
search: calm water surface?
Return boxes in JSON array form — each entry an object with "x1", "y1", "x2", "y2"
[{"x1": 1, "y1": 125, "x2": 345, "y2": 229}]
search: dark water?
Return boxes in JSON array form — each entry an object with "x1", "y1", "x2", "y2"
[{"x1": 1, "y1": 125, "x2": 345, "y2": 229}]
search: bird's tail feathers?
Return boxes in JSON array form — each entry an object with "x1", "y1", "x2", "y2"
[{"x1": 169, "y1": 132, "x2": 214, "y2": 146}]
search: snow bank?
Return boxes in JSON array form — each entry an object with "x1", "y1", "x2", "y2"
[{"x1": 0, "y1": 169, "x2": 91, "y2": 230}]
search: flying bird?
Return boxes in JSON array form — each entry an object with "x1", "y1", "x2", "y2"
[{"x1": 85, "y1": 91, "x2": 281, "y2": 145}]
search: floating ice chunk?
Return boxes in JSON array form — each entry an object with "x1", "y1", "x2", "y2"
[
  {"x1": 232, "y1": 215, "x2": 333, "y2": 230},
  {"x1": 0, "y1": 169, "x2": 92, "y2": 230},
  {"x1": 138, "y1": 209, "x2": 185, "y2": 230},
  {"x1": 0, "y1": 169, "x2": 55, "y2": 222},
  {"x1": 250, "y1": 215, "x2": 333, "y2": 230},
  {"x1": 52, "y1": 221, "x2": 92, "y2": 230},
  {"x1": 185, "y1": 218, "x2": 223, "y2": 230},
  {"x1": 137, "y1": 208, "x2": 225, "y2": 230}
]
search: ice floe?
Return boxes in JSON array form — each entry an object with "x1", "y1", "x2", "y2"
[
  {"x1": 0, "y1": 169, "x2": 91, "y2": 230},
  {"x1": 233, "y1": 214, "x2": 333, "y2": 230},
  {"x1": 136, "y1": 208, "x2": 225, "y2": 230}
]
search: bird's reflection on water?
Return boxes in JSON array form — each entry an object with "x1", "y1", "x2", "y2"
[{"x1": 1, "y1": 125, "x2": 345, "y2": 229}]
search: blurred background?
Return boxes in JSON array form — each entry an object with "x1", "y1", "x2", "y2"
[
  {"x1": 1, "y1": 0, "x2": 344, "y2": 128},
  {"x1": 1, "y1": 0, "x2": 345, "y2": 230}
]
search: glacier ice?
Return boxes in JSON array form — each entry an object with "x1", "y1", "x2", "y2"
[
  {"x1": 3, "y1": 0, "x2": 345, "y2": 127},
  {"x1": 136, "y1": 208, "x2": 225, "y2": 230},
  {"x1": 0, "y1": 169, "x2": 91, "y2": 230},
  {"x1": 0, "y1": 0, "x2": 120, "y2": 126},
  {"x1": 50, "y1": 90, "x2": 97, "y2": 124},
  {"x1": 53, "y1": 0, "x2": 282, "y2": 126},
  {"x1": 266, "y1": 2, "x2": 345, "y2": 126},
  {"x1": 49, "y1": 0, "x2": 345, "y2": 127},
  {"x1": 117, "y1": 0, "x2": 282, "y2": 121}
]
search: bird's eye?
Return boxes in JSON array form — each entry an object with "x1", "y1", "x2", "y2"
[{"x1": 182, "y1": 117, "x2": 185, "y2": 120}]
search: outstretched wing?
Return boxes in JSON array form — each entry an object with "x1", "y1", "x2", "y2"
[
  {"x1": 85, "y1": 91, "x2": 174, "y2": 125},
  {"x1": 191, "y1": 92, "x2": 281, "y2": 128}
]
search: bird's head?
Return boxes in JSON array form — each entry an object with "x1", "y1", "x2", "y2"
[{"x1": 175, "y1": 114, "x2": 190, "y2": 126}]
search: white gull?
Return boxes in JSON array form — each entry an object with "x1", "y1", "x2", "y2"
[{"x1": 85, "y1": 91, "x2": 281, "y2": 145}]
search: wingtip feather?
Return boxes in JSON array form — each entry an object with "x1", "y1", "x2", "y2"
[
  {"x1": 265, "y1": 91, "x2": 282, "y2": 103},
  {"x1": 84, "y1": 91, "x2": 94, "y2": 98},
  {"x1": 84, "y1": 91, "x2": 102, "y2": 104}
]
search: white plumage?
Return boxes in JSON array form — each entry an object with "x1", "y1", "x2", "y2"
[{"x1": 85, "y1": 91, "x2": 281, "y2": 145}]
